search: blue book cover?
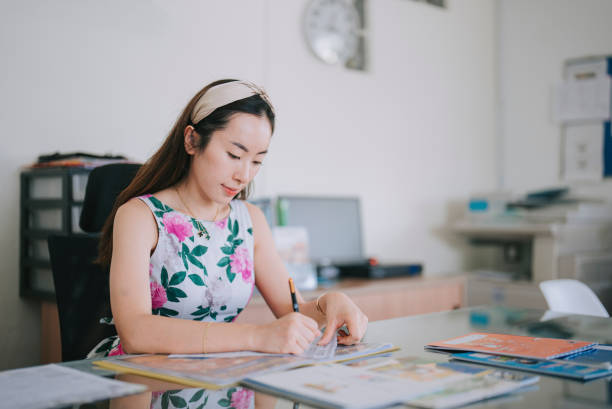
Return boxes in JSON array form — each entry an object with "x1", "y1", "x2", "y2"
[{"x1": 451, "y1": 345, "x2": 612, "y2": 381}]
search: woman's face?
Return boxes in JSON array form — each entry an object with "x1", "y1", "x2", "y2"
[{"x1": 187, "y1": 112, "x2": 272, "y2": 205}]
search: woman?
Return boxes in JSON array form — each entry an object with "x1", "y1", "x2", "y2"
[{"x1": 90, "y1": 79, "x2": 368, "y2": 357}]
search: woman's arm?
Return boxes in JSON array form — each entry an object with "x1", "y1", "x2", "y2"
[
  {"x1": 247, "y1": 203, "x2": 368, "y2": 345},
  {"x1": 109, "y1": 199, "x2": 319, "y2": 354}
]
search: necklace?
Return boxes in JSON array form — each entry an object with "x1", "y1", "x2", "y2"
[{"x1": 175, "y1": 187, "x2": 225, "y2": 240}]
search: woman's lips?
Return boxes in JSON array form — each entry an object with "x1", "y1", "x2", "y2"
[{"x1": 222, "y1": 185, "x2": 239, "y2": 196}]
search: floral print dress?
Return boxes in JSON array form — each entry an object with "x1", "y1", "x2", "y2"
[
  {"x1": 150, "y1": 387, "x2": 254, "y2": 409},
  {"x1": 88, "y1": 195, "x2": 255, "y2": 358}
]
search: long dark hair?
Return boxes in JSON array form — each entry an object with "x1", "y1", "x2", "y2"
[{"x1": 97, "y1": 79, "x2": 275, "y2": 266}]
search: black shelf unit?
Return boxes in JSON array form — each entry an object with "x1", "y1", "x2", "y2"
[{"x1": 20, "y1": 167, "x2": 92, "y2": 301}]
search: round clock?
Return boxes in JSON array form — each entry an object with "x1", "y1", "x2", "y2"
[{"x1": 303, "y1": 0, "x2": 361, "y2": 65}]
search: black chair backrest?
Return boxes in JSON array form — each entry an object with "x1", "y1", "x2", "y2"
[
  {"x1": 49, "y1": 234, "x2": 115, "y2": 361},
  {"x1": 79, "y1": 163, "x2": 141, "y2": 233},
  {"x1": 49, "y1": 162, "x2": 141, "y2": 361}
]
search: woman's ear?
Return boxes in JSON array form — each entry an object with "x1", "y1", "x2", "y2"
[{"x1": 184, "y1": 126, "x2": 198, "y2": 155}]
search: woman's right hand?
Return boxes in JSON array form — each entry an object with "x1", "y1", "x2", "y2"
[{"x1": 252, "y1": 313, "x2": 321, "y2": 354}]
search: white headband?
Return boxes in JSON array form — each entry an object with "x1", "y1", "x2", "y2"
[{"x1": 190, "y1": 80, "x2": 273, "y2": 124}]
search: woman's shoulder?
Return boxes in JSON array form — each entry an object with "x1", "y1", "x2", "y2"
[
  {"x1": 242, "y1": 201, "x2": 267, "y2": 226},
  {"x1": 116, "y1": 196, "x2": 155, "y2": 221}
]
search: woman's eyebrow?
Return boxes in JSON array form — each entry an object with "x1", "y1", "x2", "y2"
[{"x1": 231, "y1": 141, "x2": 268, "y2": 155}]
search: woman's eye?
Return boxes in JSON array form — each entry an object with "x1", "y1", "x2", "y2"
[
  {"x1": 253, "y1": 161, "x2": 262, "y2": 166},
  {"x1": 227, "y1": 152, "x2": 240, "y2": 160}
]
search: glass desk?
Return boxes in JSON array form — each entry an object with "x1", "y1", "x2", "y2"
[{"x1": 61, "y1": 306, "x2": 612, "y2": 409}]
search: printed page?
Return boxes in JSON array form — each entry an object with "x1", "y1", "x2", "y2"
[
  {"x1": 244, "y1": 357, "x2": 540, "y2": 409},
  {"x1": 244, "y1": 363, "x2": 429, "y2": 409},
  {"x1": 1, "y1": 364, "x2": 146, "y2": 409},
  {"x1": 100, "y1": 354, "x2": 307, "y2": 387},
  {"x1": 406, "y1": 364, "x2": 539, "y2": 409}
]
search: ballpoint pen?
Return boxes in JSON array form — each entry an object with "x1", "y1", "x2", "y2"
[{"x1": 289, "y1": 277, "x2": 299, "y2": 313}]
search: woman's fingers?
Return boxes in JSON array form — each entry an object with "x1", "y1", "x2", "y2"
[
  {"x1": 318, "y1": 319, "x2": 338, "y2": 345},
  {"x1": 289, "y1": 313, "x2": 320, "y2": 354}
]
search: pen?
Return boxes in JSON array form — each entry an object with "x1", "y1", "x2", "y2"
[{"x1": 289, "y1": 278, "x2": 299, "y2": 313}]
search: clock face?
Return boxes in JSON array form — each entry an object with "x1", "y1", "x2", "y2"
[{"x1": 304, "y1": 0, "x2": 361, "y2": 65}]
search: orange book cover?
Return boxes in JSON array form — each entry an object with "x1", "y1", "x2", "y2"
[{"x1": 426, "y1": 332, "x2": 596, "y2": 360}]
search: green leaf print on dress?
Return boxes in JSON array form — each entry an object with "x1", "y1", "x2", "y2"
[
  {"x1": 150, "y1": 196, "x2": 173, "y2": 219},
  {"x1": 191, "y1": 305, "x2": 218, "y2": 320},
  {"x1": 216, "y1": 217, "x2": 252, "y2": 283},
  {"x1": 217, "y1": 387, "x2": 254, "y2": 409},
  {"x1": 153, "y1": 266, "x2": 185, "y2": 316},
  {"x1": 181, "y1": 243, "x2": 208, "y2": 275}
]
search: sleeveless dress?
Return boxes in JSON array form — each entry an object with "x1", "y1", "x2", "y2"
[{"x1": 87, "y1": 194, "x2": 255, "y2": 357}]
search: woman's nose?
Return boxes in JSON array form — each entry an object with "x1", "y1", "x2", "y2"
[{"x1": 234, "y1": 162, "x2": 250, "y2": 183}]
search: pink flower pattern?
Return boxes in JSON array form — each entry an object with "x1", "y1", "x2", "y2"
[
  {"x1": 163, "y1": 212, "x2": 192, "y2": 242},
  {"x1": 230, "y1": 247, "x2": 253, "y2": 283},
  {"x1": 215, "y1": 217, "x2": 228, "y2": 230},
  {"x1": 108, "y1": 342, "x2": 125, "y2": 356},
  {"x1": 230, "y1": 389, "x2": 254, "y2": 409},
  {"x1": 150, "y1": 280, "x2": 167, "y2": 310}
]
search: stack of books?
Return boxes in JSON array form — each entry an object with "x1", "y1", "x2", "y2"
[{"x1": 425, "y1": 332, "x2": 612, "y2": 381}]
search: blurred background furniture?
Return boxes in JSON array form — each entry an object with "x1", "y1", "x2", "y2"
[
  {"x1": 47, "y1": 163, "x2": 141, "y2": 361},
  {"x1": 539, "y1": 278, "x2": 609, "y2": 318}
]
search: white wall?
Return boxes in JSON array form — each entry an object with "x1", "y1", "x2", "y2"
[
  {"x1": 0, "y1": 0, "x2": 496, "y2": 369},
  {"x1": 498, "y1": 0, "x2": 612, "y2": 196}
]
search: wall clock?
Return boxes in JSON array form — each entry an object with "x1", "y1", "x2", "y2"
[{"x1": 303, "y1": 0, "x2": 367, "y2": 71}]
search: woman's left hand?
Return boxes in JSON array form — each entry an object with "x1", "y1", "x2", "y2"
[{"x1": 317, "y1": 291, "x2": 368, "y2": 345}]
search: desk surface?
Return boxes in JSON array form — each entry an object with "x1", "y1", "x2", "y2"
[{"x1": 63, "y1": 306, "x2": 612, "y2": 408}]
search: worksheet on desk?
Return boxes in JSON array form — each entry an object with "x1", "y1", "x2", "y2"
[{"x1": 0, "y1": 364, "x2": 146, "y2": 409}]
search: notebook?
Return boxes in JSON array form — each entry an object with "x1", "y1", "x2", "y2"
[{"x1": 426, "y1": 332, "x2": 596, "y2": 360}]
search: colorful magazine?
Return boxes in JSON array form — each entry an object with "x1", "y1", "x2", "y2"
[
  {"x1": 405, "y1": 362, "x2": 539, "y2": 409},
  {"x1": 451, "y1": 344, "x2": 612, "y2": 381},
  {"x1": 243, "y1": 357, "x2": 539, "y2": 409},
  {"x1": 426, "y1": 332, "x2": 596, "y2": 360},
  {"x1": 94, "y1": 342, "x2": 397, "y2": 389}
]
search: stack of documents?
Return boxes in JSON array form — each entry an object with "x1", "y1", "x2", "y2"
[
  {"x1": 425, "y1": 332, "x2": 612, "y2": 381},
  {"x1": 452, "y1": 345, "x2": 612, "y2": 381},
  {"x1": 242, "y1": 356, "x2": 539, "y2": 409}
]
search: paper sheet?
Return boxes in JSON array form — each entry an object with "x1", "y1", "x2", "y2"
[
  {"x1": 0, "y1": 364, "x2": 146, "y2": 409},
  {"x1": 554, "y1": 77, "x2": 611, "y2": 122}
]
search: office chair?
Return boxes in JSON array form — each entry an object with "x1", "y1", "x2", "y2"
[
  {"x1": 49, "y1": 163, "x2": 141, "y2": 361},
  {"x1": 539, "y1": 279, "x2": 609, "y2": 318}
]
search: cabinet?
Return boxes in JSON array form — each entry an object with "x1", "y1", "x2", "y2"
[
  {"x1": 20, "y1": 167, "x2": 91, "y2": 300},
  {"x1": 235, "y1": 275, "x2": 465, "y2": 324}
]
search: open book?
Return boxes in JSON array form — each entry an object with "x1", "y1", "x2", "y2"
[
  {"x1": 93, "y1": 342, "x2": 397, "y2": 389},
  {"x1": 242, "y1": 356, "x2": 539, "y2": 409},
  {"x1": 426, "y1": 332, "x2": 595, "y2": 360}
]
